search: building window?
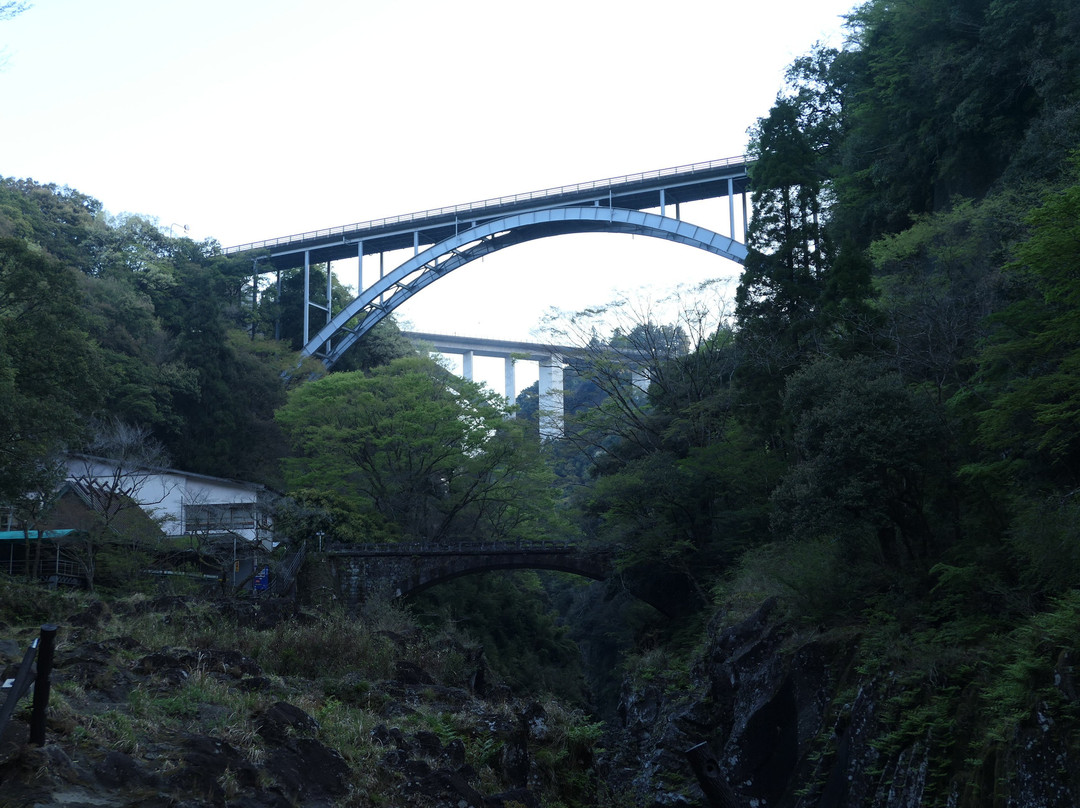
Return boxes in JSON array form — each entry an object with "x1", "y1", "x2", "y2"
[{"x1": 184, "y1": 503, "x2": 256, "y2": 533}]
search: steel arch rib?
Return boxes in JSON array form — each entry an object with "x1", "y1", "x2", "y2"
[{"x1": 304, "y1": 206, "x2": 748, "y2": 367}]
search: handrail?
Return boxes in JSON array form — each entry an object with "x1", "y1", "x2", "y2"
[
  {"x1": 222, "y1": 155, "x2": 750, "y2": 255},
  {"x1": 2, "y1": 559, "x2": 85, "y2": 579},
  {"x1": 269, "y1": 542, "x2": 306, "y2": 596},
  {"x1": 331, "y1": 539, "x2": 588, "y2": 556}
]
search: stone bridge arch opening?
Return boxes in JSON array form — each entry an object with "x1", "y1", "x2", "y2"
[
  {"x1": 392, "y1": 558, "x2": 611, "y2": 602},
  {"x1": 329, "y1": 544, "x2": 676, "y2": 617}
]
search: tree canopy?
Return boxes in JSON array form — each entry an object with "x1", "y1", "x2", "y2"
[
  {"x1": 0, "y1": 237, "x2": 100, "y2": 501},
  {"x1": 276, "y1": 355, "x2": 564, "y2": 545}
]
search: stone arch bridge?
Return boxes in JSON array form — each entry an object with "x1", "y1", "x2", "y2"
[{"x1": 327, "y1": 540, "x2": 672, "y2": 616}]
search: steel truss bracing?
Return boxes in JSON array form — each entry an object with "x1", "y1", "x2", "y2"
[{"x1": 303, "y1": 206, "x2": 748, "y2": 367}]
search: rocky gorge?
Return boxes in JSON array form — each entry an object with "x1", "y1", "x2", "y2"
[
  {"x1": 3, "y1": 578, "x2": 1078, "y2": 807},
  {"x1": 610, "y1": 597, "x2": 1080, "y2": 807},
  {"x1": 0, "y1": 587, "x2": 602, "y2": 807}
]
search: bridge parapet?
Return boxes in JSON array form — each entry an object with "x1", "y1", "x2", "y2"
[
  {"x1": 334, "y1": 539, "x2": 577, "y2": 556},
  {"x1": 326, "y1": 541, "x2": 613, "y2": 607},
  {"x1": 223, "y1": 155, "x2": 750, "y2": 261}
]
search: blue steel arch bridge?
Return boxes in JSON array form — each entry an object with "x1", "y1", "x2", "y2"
[
  {"x1": 225, "y1": 160, "x2": 753, "y2": 608},
  {"x1": 223, "y1": 155, "x2": 752, "y2": 369}
]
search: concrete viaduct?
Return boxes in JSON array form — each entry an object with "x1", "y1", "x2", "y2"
[{"x1": 404, "y1": 331, "x2": 570, "y2": 438}]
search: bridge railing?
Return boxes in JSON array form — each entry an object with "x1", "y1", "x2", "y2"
[
  {"x1": 2, "y1": 558, "x2": 86, "y2": 582},
  {"x1": 332, "y1": 539, "x2": 580, "y2": 555},
  {"x1": 223, "y1": 155, "x2": 750, "y2": 256}
]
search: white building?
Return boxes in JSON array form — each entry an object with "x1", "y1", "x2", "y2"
[{"x1": 63, "y1": 454, "x2": 275, "y2": 547}]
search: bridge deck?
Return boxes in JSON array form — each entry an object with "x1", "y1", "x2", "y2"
[
  {"x1": 403, "y1": 331, "x2": 578, "y2": 362},
  {"x1": 331, "y1": 540, "x2": 580, "y2": 557},
  {"x1": 223, "y1": 156, "x2": 751, "y2": 270}
]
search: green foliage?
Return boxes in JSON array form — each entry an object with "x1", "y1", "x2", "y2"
[
  {"x1": 981, "y1": 591, "x2": 1080, "y2": 743},
  {"x1": 528, "y1": 699, "x2": 606, "y2": 807},
  {"x1": 974, "y1": 166, "x2": 1080, "y2": 485},
  {"x1": 0, "y1": 237, "x2": 100, "y2": 500},
  {"x1": 93, "y1": 545, "x2": 156, "y2": 593},
  {"x1": 278, "y1": 355, "x2": 563, "y2": 544},
  {"x1": 412, "y1": 572, "x2": 586, "y2": 702},
  {"x1": 734, "y1": 76, "x2": 855, "y2": 441},
  {"x1": 1002, "y1": 495, "x2": 1080, "y2": 595},
  {"x1": 252, "y1": 265, "x2": 413, "y2": 371},
  {"x1": 838, "y1": 0, "x2": 1080, "y2": 239},
  {"x1": 0, "y1": 178, "x2": 311, "y2": 485},
  {"x1": 845, "y1": 584, "x2": 1080, "y2": 804},
  {"x1": 259, "y1": 613, "x2": 397, "y2": 680},
  {"x1": 273, "y1": 487, "x2": 389, "y2": 544},
  {"x1": 0, "y1": 573, "x2": 92, "y2": 623},
  {"x1": 588, "y1": 426, "x2": 778, "y2": 614},
  {"x1": 731, "y1": 539, "x2": 870, "y2": 624},
  {"x1": 772, "y1": 356, "x2": 950, "y2": 569},
  {"x1": 468, "y1": 734, "x2": 505, "y2": 770},
  {"x1": 0, "y1": 580, "x2": 614, "y2": 806},
  {"x1": 157, "y1": 264, "x2": 290, "y2": 480},
  {"x1": 736, "y1": 97, "x2": 830, "y2": 397},
  {"x1": 563, "y1": 318, "x2": 782, "y2": 617},
  {"x1": 0, "y1": 178, "x2": 108, "y2": 273},
  {"x1": 868, "y1": 192, "x2": 1028, "y2": 399},
  {"x1": 702, "y1": 11, "x2": 1080, "y2": 800},
  {"x1": 254, "y1": 264, "x2": 348, "y2": 348}
]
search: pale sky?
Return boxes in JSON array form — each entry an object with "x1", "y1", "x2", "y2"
[{"x1": 1, "y1": 0, "x2": 855, "y2": 393}]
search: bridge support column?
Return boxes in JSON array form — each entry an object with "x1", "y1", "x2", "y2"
[
  {"x1": 250, "y1": 259, "x2": 259, "y2": 339},
  {"x1": 728, "y1": 178, "x2": 736, "y2": 238},
  {"x1": 538, "y1": 354, "x2": 564, "y2": 439},
  {"x1": 462, "y1": 350, "x2": 474, "y2": 381},
  {"x1": 632, "y1": 369, "x2": 651, "y2": 394},
  {"x1": 303, "y1": 250, "x2": 310, "y2": 344},
  {"x1": 504, "y1": 357, "x2": 516, "y2": 403},
  {"x1": 325, "y1": 261, "x2": 332, "y2": 328},
  {"x1": 274, "y1": 269, "x2": 282, "y2": 340}
]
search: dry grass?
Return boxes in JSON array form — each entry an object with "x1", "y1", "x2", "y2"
[{"x1": 1, "y1": 576, "x2": 611, "y2": 807}]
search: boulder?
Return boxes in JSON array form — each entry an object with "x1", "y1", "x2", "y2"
[
  {"x1": 254, "y1": 701, "x2": 320, "y2": 744},
  {"x1": 265, "y1": 738, "x2": 351, "y2": 800}
]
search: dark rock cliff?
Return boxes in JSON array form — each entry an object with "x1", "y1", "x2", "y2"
[{"x1": 609, "y1": 598, "x2": 1080, "y2": 808}]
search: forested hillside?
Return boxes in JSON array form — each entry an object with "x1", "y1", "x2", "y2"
[
  {"x1": 0, "y1": 183, "x2": 418, "y2": 493},
  {"x1": 578, "y1": 0, "x2": 1080, "y2": 803},
  {"x1": 2, "y1": 0, "x2": 1080, "y2": 803},
  {"x1": 578, "y1": 0, "x2": 1080, "y2": 624}
]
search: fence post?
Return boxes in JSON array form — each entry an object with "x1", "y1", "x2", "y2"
[
  {"x1": 29, "y1": 624, "x2": 57, "y2": 745},
  {"x1": 0, "y1": 634, "x2": 39, "y2": 742}
]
